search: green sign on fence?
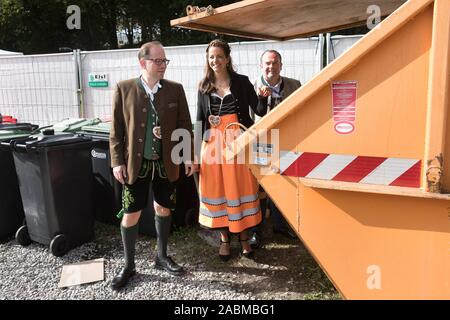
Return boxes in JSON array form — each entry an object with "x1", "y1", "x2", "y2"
[{"x1": 88, "y1": 73, "x2": 108, "y2": 87}]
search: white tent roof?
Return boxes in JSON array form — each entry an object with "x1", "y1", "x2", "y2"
[{"x1": 0, "y1": 49, "x2": 23, "y2": 56}]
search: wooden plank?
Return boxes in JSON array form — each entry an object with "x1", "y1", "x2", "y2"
[
  {"x1": 300, "y1": 178, "x2": 450, "y2": 200},
  {"x1": 171, "y1": 0, "x2": 407, "y2": 40},
  {"x1": 178, "y1": 23, "x2": 282, "y2": 41}
]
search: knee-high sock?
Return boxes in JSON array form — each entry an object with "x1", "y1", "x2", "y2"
[
  {"x1": 121, "y1": 223, "x2": 139, "y2": 269},
  {"x1": 155, "y1": 214, "x2": 171, "y2": 259}
]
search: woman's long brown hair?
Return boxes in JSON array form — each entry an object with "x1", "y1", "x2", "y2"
[{"x1": 199, "y1": 39, "x2": 235, "y2": 94}]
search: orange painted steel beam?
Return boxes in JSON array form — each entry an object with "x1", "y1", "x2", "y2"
[{"x1": 423, "y1": 0, "x2": 450, "y2": 192}]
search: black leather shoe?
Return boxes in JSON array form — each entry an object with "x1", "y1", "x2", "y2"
[
  {"x1": 155, "y1": 256, "x2": 184, "y2": 275},
  {"x1": 248, "y1": 232, "x2": 261, "y2": 249},
  {"x1": 239, "y1": 237, "x2": 255, "y2": 259},
  {"x1": 273, "y1": 227, "x2": 297, "y2": 239},
  {"x1": 111, "y1": 267, "x2": 136, "y2": 290},
  {"x1": 219, "y1": 237, "x2": 231, "y2": 262}
]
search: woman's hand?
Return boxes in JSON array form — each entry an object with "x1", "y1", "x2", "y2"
[{"x1": 185, "y1": 163, "x2": 199, "y2": 177}]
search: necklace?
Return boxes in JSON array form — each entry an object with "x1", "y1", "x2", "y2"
[
  {"x1": 140, "y1": 78, "x2": 162, "y2": 140},
  {"x1": 149, "y1": 99, "x2": 162, "y2": 140},
  {"x1": 208, "y1": 94, "x2": 224, "y2": 127},
  {"x1": 208, "y1": 79, "x2": 230, "y2": 127}
]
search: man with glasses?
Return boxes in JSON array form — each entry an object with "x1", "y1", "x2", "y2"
[{"x1": 110, "y1": 41, "x2": 196, "y2": 290}]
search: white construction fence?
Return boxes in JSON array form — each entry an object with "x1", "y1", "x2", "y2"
[{"x1": 0, "y1": 36, "x2": 362, "y2": 126}]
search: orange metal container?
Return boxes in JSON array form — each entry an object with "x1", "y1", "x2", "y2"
[{"x1": 173, "y1": 0, "x2": 450, "y2": 299}]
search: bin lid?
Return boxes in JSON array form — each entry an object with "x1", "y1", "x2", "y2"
[
  {"x1": 0, "y1": 115, "x2": 18, "y2": 124},
  {"x1": 0, "y1": 123, "x2": 38, "y2": 142},
  {"x1": 0, "y1": 131, "x2": 31, "y2": 142},
  {"x1": 19, "y1": 134, "x2": 92, "y2": 149},
  {"x1": 0, "y1": 123, "x2": 38, "y2": 132},
  {"x1": 80, "y1": 122, "x2": 111, "y2": 134},
  {"x1": 52, "y1": 118, "x2": 102, "y2": 133}
]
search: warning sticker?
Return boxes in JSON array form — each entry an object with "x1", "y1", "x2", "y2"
[
  {"x1": 332, "y1": 81, "x2": 357, "y2": 134},
  {"x1": 253, "y1": 143, "x2": 273, "y2": 154}
]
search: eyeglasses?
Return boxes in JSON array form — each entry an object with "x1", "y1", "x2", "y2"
[{"x1": 146, "y1": 58, "x2": 170, "y2": 66}]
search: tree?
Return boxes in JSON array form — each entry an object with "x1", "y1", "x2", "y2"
[{"x1": 0, "y1": 0, "x2": 248, "y2": 54}]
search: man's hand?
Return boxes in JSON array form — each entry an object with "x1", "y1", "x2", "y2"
[
  {"x1": 113, "y1": 164, "x2": 127, "y2": 184},
  {"x1": 185, "y1": 163, "x2": 198, "y2": 177},
  {"x1": 258, "y1": 86, "x2": 272, "y2": 97}
]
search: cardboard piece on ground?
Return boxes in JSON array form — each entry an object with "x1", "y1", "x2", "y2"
[{"x1": 58, "y1": 258, "x2": 104, "y2": 288}]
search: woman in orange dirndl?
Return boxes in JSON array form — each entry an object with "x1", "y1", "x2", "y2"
[{"x1": 196, "y1": 39, "x2": 265, "y2": 260}]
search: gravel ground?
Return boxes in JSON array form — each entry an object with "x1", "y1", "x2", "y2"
[{"x1": 0, "y1": 221, "x2": 340, "y2": 300}]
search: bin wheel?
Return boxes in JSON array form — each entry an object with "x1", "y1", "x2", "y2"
[
  {"x1": 184, "y1": 208, "x2": 198, "y2": 227},
  {"x1": 16, "y1": 225, "x2": 31, "y2": 246},
  {"x1": 50, "y1": 234, "x2": 68, "y2": 257}
]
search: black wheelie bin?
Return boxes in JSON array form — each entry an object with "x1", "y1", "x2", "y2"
[
  {"x1": 78, "y1": 122, "x2": 156, "y2": 236},
  {"x1": 77, "y1": 122, "x2": 121, "y2": 226},
  {"x1": 172, "y1": 164, "x2": 199, "y2": 229},
  {"x1": 8, "y1": 133, "x2": 95, "y2": 256},
  {"x1": 0, "y1": 123, "x2": 38, "y2": 240}
]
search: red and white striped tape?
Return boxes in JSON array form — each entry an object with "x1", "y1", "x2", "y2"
[{"x1": 280, "y1": 151, "x2": 421, "y2": 188}]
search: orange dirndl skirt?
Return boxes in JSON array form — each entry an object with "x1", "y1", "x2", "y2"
[{"x1": 198, "y1": 113, "x2": 262, "y2": 234}]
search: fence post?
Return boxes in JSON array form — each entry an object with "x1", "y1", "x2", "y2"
[
  {"x1": 326, "y1": 33, "x2": 332, "y2": 66},
  {"x1": 318, "y1": 33, "x2": 325, "y2": 69},
  {"x1": 73, "y1": 49, "x2": 84, "y2": 118}
]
